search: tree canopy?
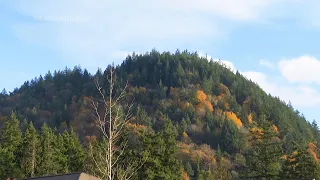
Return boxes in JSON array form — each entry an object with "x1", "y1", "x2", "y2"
[{"x1": 0, "y1": 50, "x2": 320, "y2": 179}]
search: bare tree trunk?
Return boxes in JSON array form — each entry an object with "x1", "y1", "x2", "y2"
[
  {"x1": 31, "y1": 140, "x2": 35, "y2": 177},
  {"x1": 108, "y1": 70, "x2": 113, "y2": 180},
  {"x1": 89, "y1": 64, "x2": 142, "y2": 180}
]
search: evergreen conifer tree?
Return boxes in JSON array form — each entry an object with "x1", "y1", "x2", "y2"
[
  {"x1": 239, "y1": 119, "x2": 282, "y2": 179},
  {"x1": 38, "y1": 124, "x2": 60, "y2": 176},
  {"x1": 20, "y1": 122, "x2": 40, "y2": 178},
  {"x1": 0, "y1": 112, "x2": 22, "y2": 178}
]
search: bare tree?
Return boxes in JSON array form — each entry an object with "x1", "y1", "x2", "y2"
[{"x1": 88, "y1": 65, "x2": 142, "y2": 180}]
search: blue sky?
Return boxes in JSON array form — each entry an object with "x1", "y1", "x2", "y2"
[{"x1": 1, "y1": 0, "x2": 320, "y2": 123}]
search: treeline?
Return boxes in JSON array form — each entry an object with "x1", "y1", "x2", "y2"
[
  {"x1": 2, "y1": 112, "x2": 320, "y2": 179},
  {"x1": 1, "y1": 49, "x2": 320, "y2": 179},
  {"x1": 0, "y1": 50, "x2": 316, "y2": 146},
  {"x1": 0, "y1": 113, "x2": 84, "y2": 178},
  {"x1": 0, "y1": 112, "x2": 184, "y2": 179}
]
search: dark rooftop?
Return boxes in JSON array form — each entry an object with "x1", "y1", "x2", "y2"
[{"x1": 22, "y1": 173, "x2": 100, "y2": 180}]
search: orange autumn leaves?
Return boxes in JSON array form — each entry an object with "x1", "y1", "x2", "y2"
[
  {"x1": 272, "y1": 124, "x2": 279, "y2": 134},
  {"x1": 178, "y1": 142, "x2": 217, "y2": 167},
  {"x1": 249, "y1": 124, "x2": 279, "y2": 140},
  {"x1": 248, "y1": 113, "x2": 253, "y2": 124},
  {"x1": 282, "y1": 151, "x2": 297, "y2": 162},
  {"x1": 182, "y1": 170, "x2": 189, "y2": 180},
  {"x1": 126, "y1": 123, "x2": 147, "y2": 134},
  {"x1": 249, "y1": 127, "x2": 263, "y2": 141},
  {"x1": 196, "y1": 90, "x2": 245, "y2": 129},
  {"x1": 282, "y1": 142, "x2": 320, "y2": 164},
  {"x1": 308, "y1": 142, "x2": 320, "y2": 163},
  {"x1": 225, "y1": 111, "x2": 243, "y2": 129},
  {"x1": 196, "y1": 90, "x2": 207, "y2": 102},
  {"x1": 196, "y1": 90, "x2": 214, "y2": 112}
]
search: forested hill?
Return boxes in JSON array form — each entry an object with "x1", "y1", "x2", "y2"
[{"x1": 1, "y1": 49, "x2": 320, "y2": 179}]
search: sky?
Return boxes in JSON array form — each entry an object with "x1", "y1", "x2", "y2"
[{"x1": 1, "y1": 0, "x2": 320, "y2": 123}]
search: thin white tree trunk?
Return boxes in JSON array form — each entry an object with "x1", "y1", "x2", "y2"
[{"x1": 89, "y1": 65, "x2": 143, "y2": 180}]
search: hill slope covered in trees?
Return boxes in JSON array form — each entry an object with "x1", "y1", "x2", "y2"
[{"x1": 1, "y1": 50, "x2": 320, "y2": 179}]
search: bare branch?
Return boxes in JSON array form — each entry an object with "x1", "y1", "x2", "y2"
[{"x1": 88, "y1": 66, "x2": 143, "y2": 180}]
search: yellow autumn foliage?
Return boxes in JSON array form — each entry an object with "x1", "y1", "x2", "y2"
[
  {"x1": 272, "y1": 124, "x2": 279, "y2": 133},
  {"x1": 308, "y1": 142, "x2": 320, "y2": 163},
  {"x1": 308, "y1": 142, "x2": 317, "y2": 149},
  {"x1": 250, "y1": 127, "x2": 263, "y2": 134},
  {"x1": 195, "y1": 90, "x2": 214, "y2": 112},
  {"x1": 217, "y1": 94, "x2": 224, "y2": 100},
  {"x1": 281, "y1": 154, "x2": 287, "y2": 160},
  {"x1": 248, "y1": 113, "x2": 253, "y2": 124},
  {"x1": 282, "y1": 153, "x2": 296, "y2": 163},
  {"x1": 182, "y1": 169, "x2": 190, "y2": 180},
  {"x1": 224, "y1": 103, "x2": 230, "y2": 110},
  {"x1": 204, "y1": 100, "x2": 214, "y2": 112},
  {"x1": 127, "y1": 123, "x2": 147, "y2": 133},
  {"x1": 182, "y1": 131, "x2": 188, "y2": 138},
  {"x1": 184, "y1": 102, "x2": 191, "y2": 110},
  {"x1": 177, "y1": 142, "x2": 217, "y2": 168},
  {"x1": 182, "y1": 131, "x2": 192, "y2": 143},
  {"x1": 196, "y1": 90, "x2": 207, "y2": 103},
  {"x1": 288, "y1": 155, "x2": 296, "y2": 162},
  {"x1": 180, "y1": 148, "x2": 191, "y2": 155},
  {"x1": 225, "y1": 111, "x2": 243, "y2": 128},
  {"x1": 138, "y1": 87, "x2": 147, "y2": 93},
  {"x1": 250, "y1": 127, "x2": 263, "y2": 140}
]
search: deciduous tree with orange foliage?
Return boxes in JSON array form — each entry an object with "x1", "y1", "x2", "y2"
[
  {"x1": 195, "y1": 90, "x2": 214, "y2": 113},
  {"x1": 225, "y1": 111, "x2": 243, "y2": 129},
  {"x1": 248, "y1": 113, "x2": 253, "y2": 124}
]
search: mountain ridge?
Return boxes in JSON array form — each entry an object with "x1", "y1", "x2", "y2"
[{"x1": 0, "y1": 49, "x2": 319, "y2": 179}]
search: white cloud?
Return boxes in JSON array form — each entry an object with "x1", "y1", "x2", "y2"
[
  {"x1": 198, "y1": 52, "x2": 212, "y2": 61},
  {"x1": 259, "y1": 59, "x2": 275, "y2": 69},
  {"x1": 215, "y1": 60, "x2": 236, "y2": 72},
  {"x1": 196, "y1": 54, "x2": 320, "y2": 108},
  {"x1": 9, "y1": 0, "x2": 300, "y2": 69},
  {"x1": 198, "y1": 52, "x2": 236, "y2": 72},
  {"x1": 161, "y1": 0, "x2": 287, "y2": 21},
  {"x1": 242, "y1": 71, "x2": 277, "y2": 94},
  {"x1": 9, "y1": 0, "x2": 320, "y2": 109},
  {"x1": 278, "y1": 55, "x2": 320, "y2": 85},
  {"x1": 111, "y1": 50, "x2": 134, "y2": 59},
  {"x1": 242, "y1": 71, "x2": 320, "y2": 107},
  {"x1": 242, "y1": 71, "x2": 269, "y2": 87}
]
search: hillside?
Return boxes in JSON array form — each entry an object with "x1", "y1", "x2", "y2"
[{"x1": 1, "y1": 49, "x2": 320, "y2": 179}]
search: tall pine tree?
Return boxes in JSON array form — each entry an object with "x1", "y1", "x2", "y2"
[
  {"x1": 139, "y1": 117, "x2": 183, "y2": 180},
  {"x1": 63, "y1": 128, "x2": 85, "y2": 172},
  {"x1": 20, "y1": 122, "x2": 40, "y2": 178},
  {"x1": 38, "y1": 124, "x2": 60, "y2": 176},
  {"x1": 240, "y1": 120, "x2": 282, "y2": 179},
  {"x1": 0, "y1": 112, "x2": 22, "y2": 178}
]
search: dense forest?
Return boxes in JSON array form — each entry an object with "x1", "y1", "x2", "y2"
[{"x1": 1, "y1": 49, "x2": 320, "y2": 179}]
